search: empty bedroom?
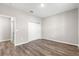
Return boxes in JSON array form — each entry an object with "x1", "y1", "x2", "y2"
[{"x1": 0, "y1": 3, "x2": 79, "y2": 56}]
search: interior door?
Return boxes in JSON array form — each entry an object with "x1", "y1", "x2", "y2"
[{"x1": 28, "y1": 22, "x2": 41, "y2": 41}]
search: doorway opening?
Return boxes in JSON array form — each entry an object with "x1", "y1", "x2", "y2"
[{"x1": 0, "y1": 15, "x2": 16, "y2": 45}]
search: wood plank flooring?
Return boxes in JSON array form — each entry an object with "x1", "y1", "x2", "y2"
[{"x1": 0, "y1": 39, "x2": 79, "y2": 56}]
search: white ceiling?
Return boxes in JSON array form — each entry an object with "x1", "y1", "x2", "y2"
[{"x1": 1, "y1": 3, "x2": 79, "y2": 18}]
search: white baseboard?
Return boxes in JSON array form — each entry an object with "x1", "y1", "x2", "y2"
[
  {"x1": 15, "y1": 39, "x2": 41, "y2": 46},
  {"x1": 44, "y1": 39, "x2": 78, "y2": 47},
  {"x1": 15, "y1": 41, "x2": 29, "y2": 46},
  {"x1": 0, "y1": 39, "x2": 10, "y2": 42},
  {"x1": 15, "y1": 41, "x2": 34, "y2": 46},
  {"x1": 15, "y1": 39, "x2": 78, "y2": 47}
]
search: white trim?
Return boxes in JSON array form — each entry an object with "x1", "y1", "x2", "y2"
[
  {"x1": 11, "y1": 17, "x2": 16, "y2": 45},
  {"x1": 0, "y1": 15, "x2": 16, "y2": 45},
  {"x1": 15, "y1": 41, "x2": 30, "y2": 46},
  {"x1": 15, "y1": 39, "x2": 78, "y2": 47},
  {"x1": 44, "y1": 39, "x2": 78, "y2": 46},
  {"x1": 0, "y1": 39, "x2": 10, "y2": 42},
  {"x1": 15, "y1": 39, "x2": 40, "y2": 46}
]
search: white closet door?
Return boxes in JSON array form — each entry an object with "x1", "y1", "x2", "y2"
[{"x1": 28, "y1": 22, "x2": 41, "y2": 41}]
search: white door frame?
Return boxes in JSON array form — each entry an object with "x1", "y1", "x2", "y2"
[
  {"x1": 11, "y1": 17, "x2": 16, "y2": 44},
  {"x1": 0, "y1": 15, "x2": 16, "y2": 45}
]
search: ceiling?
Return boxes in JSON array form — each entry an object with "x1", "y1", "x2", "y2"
[{"x1": 1, "y1": 3, "x2": 79, "y2": 18}]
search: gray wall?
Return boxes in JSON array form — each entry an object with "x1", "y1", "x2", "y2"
[
  {"x1": 78, "y1": 8, "x2": 79, "y2": 47},
  {"x1": 0, "y1": 16, "x2": 11, "y2": 42},
  {"x1": 0, "y1": 4, "x2": 78, "y2": 46},
  {"x1": 42, "y1": 8, "x2": 78, "y2": 46},
  {"x1": 0, "y1": 4, "x2": 42, "y2": 45}
]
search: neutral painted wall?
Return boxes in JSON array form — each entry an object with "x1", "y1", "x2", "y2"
[
  {"x1": 0, "y1": 4, "x2": 78, "y2": 46},
  {"x1": 0, "y1": 16, "x2": 11, "y2": 42},
  {"x1": 78, "y1": 8, "x2": 79, "y2": 47},
  {"x1": 42, "y1": 8, "x2": 78, "y2": 46},
  {"x1": 0, "y1": 4, "x2": 42, "y2": 45}
]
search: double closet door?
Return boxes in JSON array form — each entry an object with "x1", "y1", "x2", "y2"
[{"x1": 28, "y1": 22, "x2": 41, "y2": 41}]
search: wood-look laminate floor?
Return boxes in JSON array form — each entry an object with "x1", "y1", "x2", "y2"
[{"x1": 0, "y1": 39, "x2": 79, "y2": 56}]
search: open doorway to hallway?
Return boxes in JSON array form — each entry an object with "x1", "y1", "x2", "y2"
[{"x1": 0, "y1": 15, "x2": 16, "y2": 45}]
